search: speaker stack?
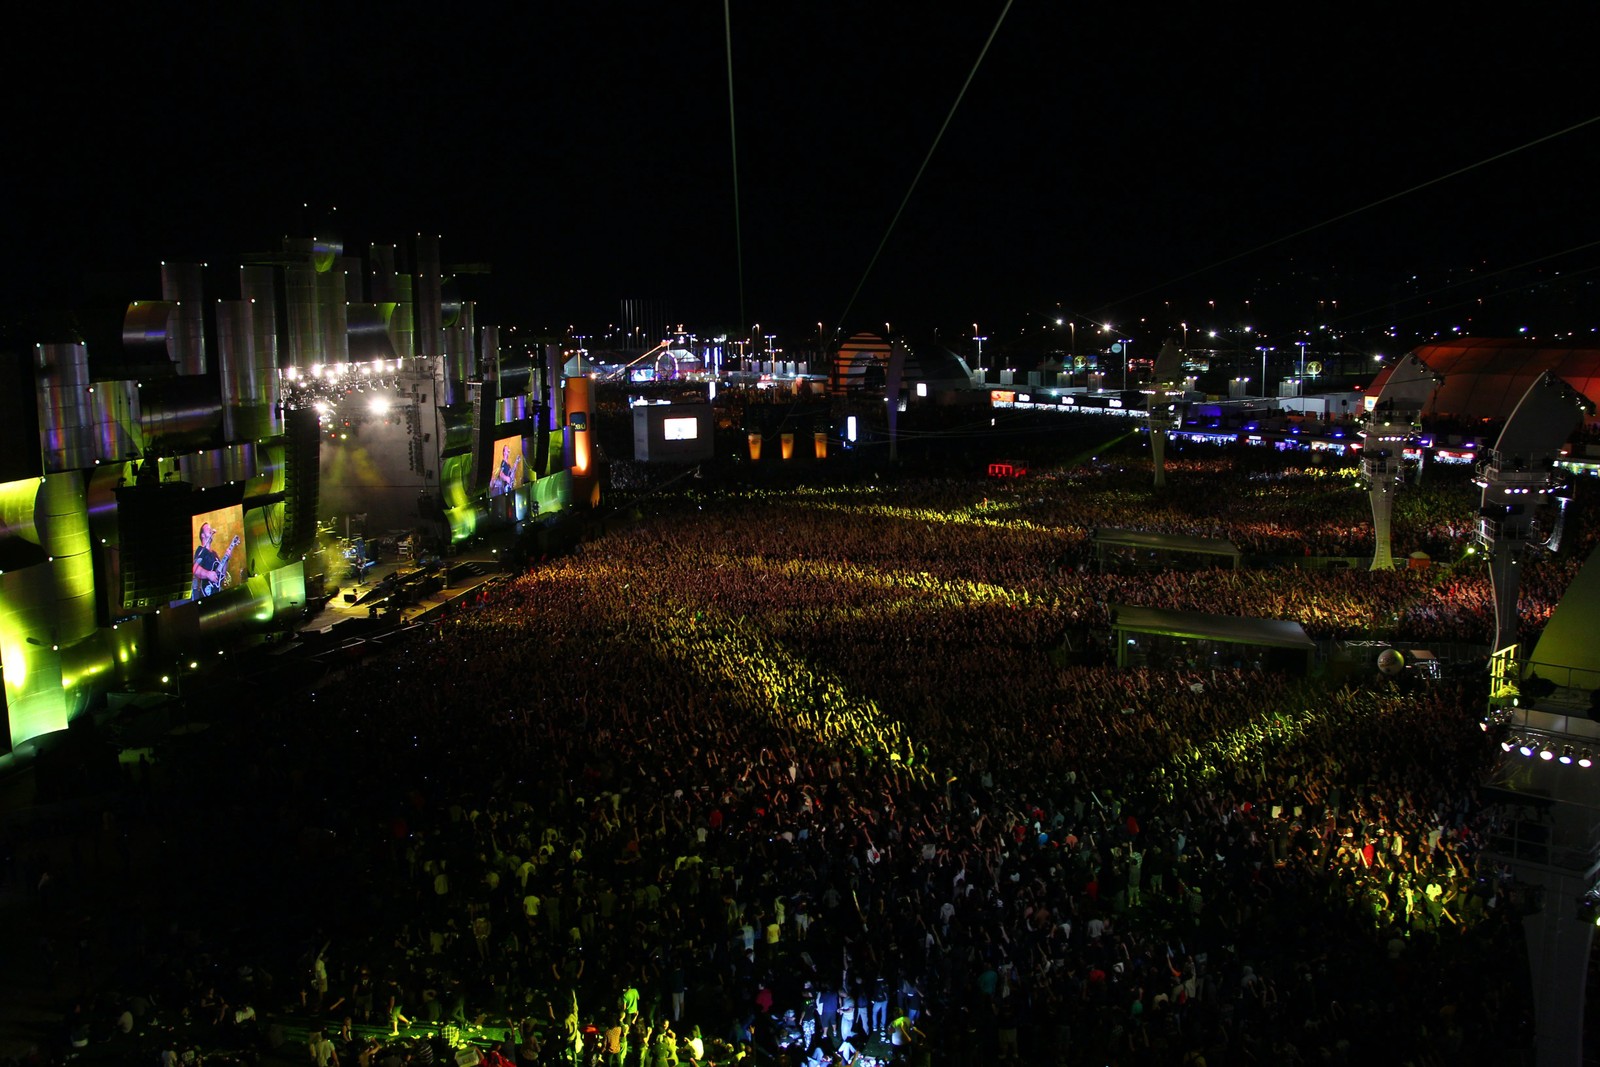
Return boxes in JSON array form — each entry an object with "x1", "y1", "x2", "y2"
[{"x1": 281, "y1": 406, "x2": 321, "y2": 557}]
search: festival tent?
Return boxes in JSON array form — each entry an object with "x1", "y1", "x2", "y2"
[
  {"x1": 1109, "y1": 604, "x2": 1315, "y2": 673},
  {"x1": 1368, "y1": 339, "x2": 1600, "y2": 422}
]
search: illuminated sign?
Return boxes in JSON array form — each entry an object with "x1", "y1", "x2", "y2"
[{"x1": 663, "y1": 417, "x2": 699, "y2": 441}]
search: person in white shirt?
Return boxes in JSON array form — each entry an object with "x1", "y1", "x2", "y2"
[{"x1": 310, "y1": 1029, "x2": 339, "y2": 1067}]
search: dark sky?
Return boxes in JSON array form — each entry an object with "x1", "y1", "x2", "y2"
[{"x1": 7, "y1": 4, "x2": 1597, "y2": 338}]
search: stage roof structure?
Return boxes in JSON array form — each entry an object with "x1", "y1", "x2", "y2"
[
  {"x1": 1522, "y1": 547, "x2": 1600, "y2": 698},
  {"x1": 1368, "y1": 339, "x2": 1600, "y2": 423}
]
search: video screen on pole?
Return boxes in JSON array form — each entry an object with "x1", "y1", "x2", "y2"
[
  {"x1": 663, "y1": 416, "x2": 699, "y2": 441},
  {"x1": 190, "y1": 505, "x2": 244, "y2": 601},
  {"x1": 489, "y1": 435, "x2": 527, "y2": 497}
]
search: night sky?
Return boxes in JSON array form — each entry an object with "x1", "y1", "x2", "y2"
[{"x1": 8, "y1": 4, "x2": 1597, "y2": 338}]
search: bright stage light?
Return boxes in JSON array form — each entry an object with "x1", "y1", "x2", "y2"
[{"x1": 369, "y1": 395, "x2": 391, "y2": 416}]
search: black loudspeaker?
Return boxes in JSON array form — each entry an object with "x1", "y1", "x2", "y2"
[
  {"x1": 281, "y1": 407, "x2": 321, "y2": 558},
  {"x1": 115, "y1": 483, "x2": 195, "y2": 609}
]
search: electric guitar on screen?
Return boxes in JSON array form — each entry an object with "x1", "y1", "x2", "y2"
[
  {"x1": 199, "y1": 535, "x2": 241, "y2": 597},
  {"x1": 491, "y1": 453, "x2": 524, "y2": 496}
]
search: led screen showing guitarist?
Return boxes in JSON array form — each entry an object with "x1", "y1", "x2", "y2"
[
  {"x1": 489, "y1": 437, "x2": 526, "y2": 497},
  {"x1": 192, "y1": 521, "x2": 241, "y2": 600}
]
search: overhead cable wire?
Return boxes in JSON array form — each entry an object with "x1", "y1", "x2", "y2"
[
  {"x1": 1318, "y1": 238, "x2": 1600, "y2": 332},
  {"x1": 1345, "y1": 260, "x2": 1600, "y2": 333},
  {"x1": 836, "y1": 0, "x2": 1015, "y2": 332},
  {"x1": 725, "y1": 0, "x2": 746, "y2": 333},
  {"x1": 1100, "y1": 113, "x2": 1600, "y2": 311}
]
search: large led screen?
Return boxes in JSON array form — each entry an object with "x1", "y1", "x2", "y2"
[
  {"x1": 663, "y1": 416, "x2": 699, "y2": 441},
  {"x1": 191, "y1": 505, "x2": 245, "y2": 601},
  {"x1": 489, "y1": 436, "x2": 527, "y2": 498}
]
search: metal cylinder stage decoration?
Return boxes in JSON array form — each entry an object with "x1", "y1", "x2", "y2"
[
  {"x1": 160, "y1": 262, "x2": 207, "y2": 375},
  {"x1": 35, "y1": 343, "x2": 95, "y2": 473}
]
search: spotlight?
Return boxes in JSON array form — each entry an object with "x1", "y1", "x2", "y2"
[
  {"x1": 1519, "y1": 740, "x2": 1536, "y2": 757},
  {"x1": 1500, "y1": 737, "x2": 1514, "y2": 752},
  {"x1": 1560, "y1": 746, "x2": 1574, "y2": 765},
  {"x1": 1540, "y1": 744, "x2": 1556, "y2": 761},
  {"x1": 1580, "y1": 750, "x2": 1594, "y2": 769}
]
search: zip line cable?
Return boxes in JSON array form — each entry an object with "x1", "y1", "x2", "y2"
[
  {"x1": 1344, "y1": 259, "x2": 1600, "y2": 334},
  {"x1": 724, "y1": 0, "x2": 746, "y2": 334},
  {"x1": 1315, "y1": 238, "x2": 1600, "y2": 334},
  {"x1": 1099, "y1": 113, "x2": 1600, "y2": 312},
  {"x1": 836, "y1": 0, "x2": 1014, "y2": 333},
  {"x1": 1051, "y1": 236, "x2": 1600, "y2": 339}
]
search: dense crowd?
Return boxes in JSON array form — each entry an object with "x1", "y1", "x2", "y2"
[{"x1": 3, "y1": 447, "x2": 1576, "y2": 1067}]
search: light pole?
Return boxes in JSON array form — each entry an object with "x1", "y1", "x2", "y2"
[{"x1": 1056, "y1": 317, "x2": 1077, "y2": 363}]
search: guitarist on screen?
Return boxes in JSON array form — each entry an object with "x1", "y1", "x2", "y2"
[
  {"x1": 192, "y1": 522, "x2": 240, "y2": 599},
  {"x1": 490, "y1": 443, "x2": 523, "y2": 496}
]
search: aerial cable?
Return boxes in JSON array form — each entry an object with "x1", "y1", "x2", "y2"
[
  {"x1": 1317, "y1": 237, "x2": 1600, "y2": 332},
  {"x1": 1101, "y1": 113, "x2": 1600, "y2": 311},
  {"x1": 724, "y1": 0, "x2": 747, "y2": 334},
  {"x1": 836, "y1": 0, "x2": 1015, "y2": 332},
  {"x1": 1347, "y1": 259, "x2": 1600, "y2": 333}
]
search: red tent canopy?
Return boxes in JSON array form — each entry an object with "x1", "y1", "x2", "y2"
[{"x1": 1369, "y1": 339, "x2": 1600, "y2": 422}]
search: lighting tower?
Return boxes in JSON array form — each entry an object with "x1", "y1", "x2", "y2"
[
  {"x1": 1474, "y1": 372, "x2": 1589, "y2": 655},
  {"x1": 1479, "y1": 508, "x2": 1600, "y2": 1067},
  {"x1": 1359, "y1": 355, "x2": 1440, "y2": 570},
  {"x1": 1144, "y1": 339, "x2": 1187, "y2": 488}
]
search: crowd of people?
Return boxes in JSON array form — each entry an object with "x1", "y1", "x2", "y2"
[{"x1": 2, "y1": 444, "x2": 1578, "y2": 1066}]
